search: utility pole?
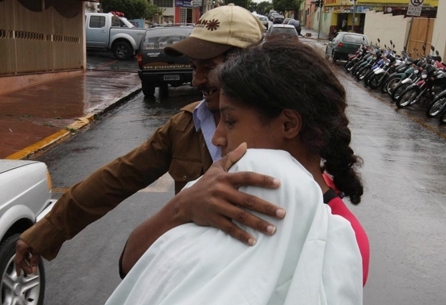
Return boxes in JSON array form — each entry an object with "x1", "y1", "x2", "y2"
[
  {"x1": 316, "y1": 0, "x2": 323, "y2": 39},
  {"x1": 351, "y1": 0, "x2": 356, "y2": 32}
]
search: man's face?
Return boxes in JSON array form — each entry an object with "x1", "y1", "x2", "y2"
[
  {"x1": 212, "y1": 92, "x2": 283, "y2": 157},
  {"x1": 190, "y1": 54, "x2": 225, "y2": 112}
]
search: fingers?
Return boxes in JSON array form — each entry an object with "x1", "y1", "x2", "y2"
[
  {"x1": 210, "y1": 202, "x2": 283, "y2": 246},
  {"x1": 225, "y1": 171, "x2": 280, "y2": 190},
  {"x1": 220, "y1": 142, "x2": 248, "y2": 171},
  {"x1": 15, "y1": 239, "x2": 39, "y2": 276}
]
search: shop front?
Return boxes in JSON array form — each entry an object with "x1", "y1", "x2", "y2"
[{"x1": 174, "y1": 0, "x2": 202, "y2": 24}]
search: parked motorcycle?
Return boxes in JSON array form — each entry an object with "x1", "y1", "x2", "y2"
[
  {"x1": 396, "y1": 64, "x2": 446, "y2": 109},
  {"x1": 426, "y1": 88, "x2": 446, "y2": 118}
]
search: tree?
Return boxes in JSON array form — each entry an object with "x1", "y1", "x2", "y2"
[
  {"x1": 272, "y1": 0, "x2": 302, "y2": 15},
  {"x1": 224, "y1": 0, "x2": 251, "y2": 10},
  {"x1": 101, "y1": 0, "x2": 162, "y2": 20},
  {"x1": 256, "y1": 1, "x2": 273, "y2": 15}
]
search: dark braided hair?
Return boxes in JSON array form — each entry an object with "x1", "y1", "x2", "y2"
[{"x1": 216, "y1": 34, "x2": 364, "y2": 204}]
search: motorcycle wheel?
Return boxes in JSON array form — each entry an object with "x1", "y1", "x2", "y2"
[
  {"x1": 356, "y1": 66, "x2": 369, "y2": 81},
  {"x1": 345, "y1": 60, "x2": 356, "y2": 73},
  {"x1": 363, "y1": 70, "x2": 376, "y2": 86},
  {"x1": 439, "y1": 108, "x2": 446, "y2": 125},
  {"x1": 385, "y1": 76, "x2": 402, "y2": 96},
  {"x1": 426, "y1": 96, "x2": 446, "y2": 118},
  {"x1": 369, "y1": 74, "x2": 384, "y2": 89},
  {"x1": 391, "y1": 83, "x2": 409, "y2": 101},
  {"x1": 396, "y1": 87, "x2": 419, "y2": 108}
]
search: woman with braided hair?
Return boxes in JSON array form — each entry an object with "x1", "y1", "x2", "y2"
[{"x1": 106, "y1": 36, "x2": 367, "y2": 305}]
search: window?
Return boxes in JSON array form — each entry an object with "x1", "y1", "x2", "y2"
[
  {"x1": 344, "y1": 34, "x2": 367, "y2": 44},
  {"x1": 180, "y1": 8, "x2": 187, "y2": 23},
  {"x1": 90, "y1": 16, "x2": 105, "y2": 28},
  {"x1": 154, "y1": 0, "x2": 173, "y2": 8}
]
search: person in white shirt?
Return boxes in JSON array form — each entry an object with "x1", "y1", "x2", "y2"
[{"x1": 105, "y1": 36, "x2": 364, "y2": 305}]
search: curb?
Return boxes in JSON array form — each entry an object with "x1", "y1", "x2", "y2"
[{"x1": 5, "y1": 87, "x2": 142, "y2": 160}]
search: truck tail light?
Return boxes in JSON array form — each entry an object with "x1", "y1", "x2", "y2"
[
  {"x1": 337, "y1": 42, "x2": 343, "y2": 48},
  {"x1": 137, "y1": 53, "x2": 142, "y2": 67}
]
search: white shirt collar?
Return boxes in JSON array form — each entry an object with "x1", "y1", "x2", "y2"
[{"x1": 192, "y1": 100, "x2": 221, "y2": 162}]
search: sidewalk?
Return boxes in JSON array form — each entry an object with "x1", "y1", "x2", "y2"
[
  {"x1": 301, "y1": 27, "x2": 329, "y2": 40},
  {"x1": 0, "y1": 70, "x2": 141, "y2": 159}
]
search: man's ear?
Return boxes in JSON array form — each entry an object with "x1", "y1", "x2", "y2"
[{"x1": 281, "y1": 109, "x2": 302, "y2": 139}]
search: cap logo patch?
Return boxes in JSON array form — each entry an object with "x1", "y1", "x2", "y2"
[{"x1": 195, "y1": 18, "x2": 220, "y2": 31}]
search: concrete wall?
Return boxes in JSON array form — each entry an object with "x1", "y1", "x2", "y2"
[
  {"x1": 363, "y1": 11, "x2": 409, "y2": 53},
  {"x1": 311, "y1": 8, "x2": 331, "y2": 37},
  {"x1": 431, "y1": 0, "x2": 446, "y2": 61}
]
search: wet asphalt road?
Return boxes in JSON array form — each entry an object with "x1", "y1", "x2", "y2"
[{"x1": 38, "y1": 48, "x2": 446, "y2": 305}]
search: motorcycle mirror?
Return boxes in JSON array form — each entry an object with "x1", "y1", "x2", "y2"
[
  {"x1": 393, "y1": 44, "x2": 396, "y2": 49},
  {"x1": 422, "y1": 45, "x2": 426, "y2": 51},
  {"x1": 431, "y1": 45, "x2": 435, "y2": 51},
  {"x1": 390, "y1": 40, "x2": 393, "y2": 45},
  {"x1": 378, "y1": 38, "x2": 380, "y2": 43},
  {"x1": 403, "y1": 46, "x2": 407, "y2": 51},
  {"x1": 436, "y1": 50, "x2": 439, "y2": 55}
]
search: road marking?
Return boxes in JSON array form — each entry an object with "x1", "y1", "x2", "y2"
[{"x1": 52, "y1": 173, "x2": 174, "y2": 194}]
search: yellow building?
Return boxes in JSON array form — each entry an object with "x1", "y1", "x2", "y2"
[{"x1": 323, "y1": 0, "x2": 438, "y2": 36}]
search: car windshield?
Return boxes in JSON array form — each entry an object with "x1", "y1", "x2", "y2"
[
  {"x1": 271, "y1": 27, "x2": 297, "y2": 35},
  {"x1": 343, "y1": 34, "x2": 366, "y2": 44},
  {"x1": 143, "y1": 28, "x2": 192, "y2": 49},
  {"x1": 259, "y1": 16, "x2": 267, "y2": 21}
]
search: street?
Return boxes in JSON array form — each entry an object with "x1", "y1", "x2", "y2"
[{"x1": 38, "y1": 48, "x2": 446, "y2": 305}]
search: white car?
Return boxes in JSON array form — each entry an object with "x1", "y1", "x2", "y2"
[
  {"x1": 266, "y1": 24, "x2": 299, "y2": 38},
  {"x1": 0, "y1": 160, "x2": 55, "y2": 305}
]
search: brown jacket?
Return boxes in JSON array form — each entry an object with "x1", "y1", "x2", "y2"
[{"x1": 21, "y1": 101, "x2": 214, "y2": 260}]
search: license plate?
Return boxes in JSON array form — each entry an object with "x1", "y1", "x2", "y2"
[{"x1": 164, "y1": 75, "x2": 180, "y2": 81}]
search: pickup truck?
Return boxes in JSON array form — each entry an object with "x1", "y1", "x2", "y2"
[{"x1": 85, "y1": 12, "x2": 146, "y2": 59}]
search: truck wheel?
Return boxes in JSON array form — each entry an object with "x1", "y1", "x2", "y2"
[
  {"x1": 0, "y1": 234, "x2": 45, "y2": 305},
  {"x1": 142, "y1": 81, "x2": 155, "y2": 97},
  {"x1": 159, "y1": 84, "x2": 169, "y2": 98},
  {"x1": 113, "y1": 41, "x2": 133, "y2": 60}
]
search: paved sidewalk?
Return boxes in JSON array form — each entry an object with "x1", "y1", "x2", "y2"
[{"x1": 0, "y1": 70, "x2": 141, "y2": 159}]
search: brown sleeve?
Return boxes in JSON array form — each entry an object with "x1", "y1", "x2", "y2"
[{"x1": 20, "y1": 115, "x2": 180, "y2": 260}]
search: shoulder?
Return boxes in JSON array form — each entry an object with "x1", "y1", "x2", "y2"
[
  {"x1": 165, "y1": 101, "x2": 201, "y2": 132},
  {"x1": 180, "y1": 101, "x2": 201, "y2": 113},
  {"x1": 230, "y1": 149, "x2": 319, "y2": 200}
]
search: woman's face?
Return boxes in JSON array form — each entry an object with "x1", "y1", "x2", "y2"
[{"x1": 212, "y1": 92, "x2": 283, "y2": 157}]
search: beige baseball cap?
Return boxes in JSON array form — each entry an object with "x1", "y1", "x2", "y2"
[{"x1": 165, "y1": 4, "x2": 265, "y2": 60}]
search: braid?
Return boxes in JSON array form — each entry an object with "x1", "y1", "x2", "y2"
[{"x1": 320, "y1": 115, "x2": 363, "y2": 205}]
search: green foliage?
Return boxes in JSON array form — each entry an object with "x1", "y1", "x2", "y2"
[
  {"x1": 224, "y1": 0, "x2": 250, "y2": 9},
  {"x1": 101, "y1": 0, "x2": 162, "y2": 19},
  {"x1": 272, "y1": 0, "x2": 302, "y2": 13},
  {"x1": 255, "y1": 1, "x2": 274, "y2": 15}
]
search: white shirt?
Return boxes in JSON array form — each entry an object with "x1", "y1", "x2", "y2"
[
  {"x1": 192, "y1": 99, "x2": 221, "y2": 162},
  {"x1": 105, "y1": 149, "x2": 363, "y2": 305}
]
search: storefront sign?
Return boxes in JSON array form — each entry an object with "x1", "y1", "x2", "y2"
[
  {"x1": 407, "y1": 0, "x2": 423, "y2": 16},
  {"x1": 175, "y1": 0, "x2": 202, "y2": 7}
]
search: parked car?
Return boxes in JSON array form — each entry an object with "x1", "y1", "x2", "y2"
[
  {"x1": 325, "y1": 32, "x2": 369, "y2": 62},
  {"x1": 85, "y1": 12, "x2": 147, "y2": 60},
  {"x1": 255, "y1": 14, "x2": 270, "y2": 30},
  {"x1": 137, "y1": 25, "x2": 194, "y2": 97},
  {"x1": 266, "y1": 24, "x2": 299, "y2": 38},
  {"x1": 287, "y1": 19, "x2": 302, "y2": 36},
  {"x1": 272, "y1": 14, "x2": 285, "y2": 24},
  {"x1": 0, "y1": 159, "x2": 55, "y2": 305},
  {"x1": 283, "y1": 18, "x2": 293, "y2": 24}
]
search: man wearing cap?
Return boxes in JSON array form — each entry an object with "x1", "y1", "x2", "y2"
[{"x1": 15, "y1": 4, "x2": 283, "y2": 276}]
